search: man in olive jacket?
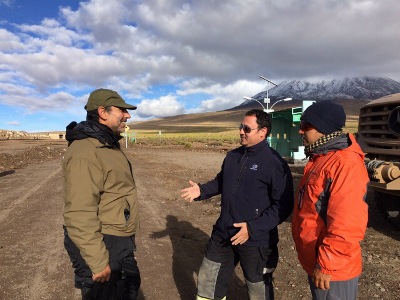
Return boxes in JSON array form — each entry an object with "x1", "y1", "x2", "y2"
[{"x1": 63, "y1": 88, "x2": 140, "y2": 300}]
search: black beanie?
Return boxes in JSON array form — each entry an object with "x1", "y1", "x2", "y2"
[{"x1": 301, "y1": 100, "x2": 346, "y2": 134}]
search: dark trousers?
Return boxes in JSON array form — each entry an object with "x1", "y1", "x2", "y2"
[
  {"x1": 308, "y1": 276, "x2": 359, "y2": 300},
  {"x1": 197, "y1": 231, "x2": 278, "y2": 300},
  {"x1": 64, "y1": 227, "x2": 141, "y2": 300}
]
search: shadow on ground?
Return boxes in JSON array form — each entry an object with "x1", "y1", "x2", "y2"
[{"x1": 150, "y1": 215, "x2": 249, "y2": 300}]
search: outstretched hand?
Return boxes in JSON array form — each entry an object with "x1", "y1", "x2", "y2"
[{"x1": 180, "y1": 180, "x2": 200, "y2": 202}]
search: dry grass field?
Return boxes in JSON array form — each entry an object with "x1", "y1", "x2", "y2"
[{"x1": 126, "y1": 99, "x2": 368, "y2": 146}]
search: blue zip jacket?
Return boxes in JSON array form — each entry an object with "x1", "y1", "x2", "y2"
[{"x1": 198, "y1": 140, "x2": 294, "y2": 247}]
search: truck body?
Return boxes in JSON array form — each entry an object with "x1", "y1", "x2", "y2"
[{"x1": 357, "y1": 93, "x2": 400, "y2": 224}]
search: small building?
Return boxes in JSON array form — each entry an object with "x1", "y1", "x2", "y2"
[
  {"x1": 268, "y1": 101, "x2": 314, "y2": 162},
  {"x1": 47, "y1": 132, "x2": 66, "y2": 140}
]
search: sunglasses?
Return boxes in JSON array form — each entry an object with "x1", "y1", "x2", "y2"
[
  {"x1": 299, "y1": 121, "x2": 315, "y2": 132},
  {"x1": 239, "y1": 124, "x2": 259, "y2": 133}
]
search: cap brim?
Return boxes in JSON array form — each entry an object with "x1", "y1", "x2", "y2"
[{"x1": 118, "y1": 103, "x2": 137, "y2": 110}]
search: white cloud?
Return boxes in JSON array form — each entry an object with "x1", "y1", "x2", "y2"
[
  {"x1": 5, "y1": 121, "x2": 19, "y2": 126},
  {"x1": 0, "y1": 0, "x2": 13, "y2": 7},
  {"x1": 136, "y1": 95, "x2": 185, "y2": 118},
  {"x1": 4, "y1": 0, "x2": 400, "y2": 92},
  {"x1": 0, "y1": 84, "x2": 80, "y2": 112},
  {"x1": 181, "y1": 80, "x2": 267, "y2": 112},
  {"x1": 0, "y1": 28, "x2": 23, "y2": 51},
  {"x1": 17, "y1": 19, "x2": 85, "y2": 47},
  {"x1": 0, "y1": 0, "x2": 400, "y2": 131}
]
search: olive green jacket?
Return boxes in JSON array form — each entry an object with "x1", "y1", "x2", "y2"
[{"x1": 63, "y1": 137, "x2": 139, "y2": 274}]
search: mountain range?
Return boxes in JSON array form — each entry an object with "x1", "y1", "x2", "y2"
[
  {"x1": 234, "y1": 76, "x2": 400, "y2": 110},
  {"x1": 128, "y1": 76, "x2": 399, "y2": 132}
]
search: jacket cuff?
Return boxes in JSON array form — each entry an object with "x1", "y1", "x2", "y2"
[
  {"x1": 315, "y1": 263, "x2": 333, "y2": 275},
  {"x1": 91, "y1": 257, "x2": 109, "y2": 275}
]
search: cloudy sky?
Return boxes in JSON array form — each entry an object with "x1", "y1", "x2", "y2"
[{"x1": 1, "y1": 0, "x2": 399, "y2": 132}]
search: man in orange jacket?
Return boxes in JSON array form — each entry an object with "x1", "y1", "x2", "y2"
[{"x1": 291, "y1": 100, "x2": 369, "y2": 300}]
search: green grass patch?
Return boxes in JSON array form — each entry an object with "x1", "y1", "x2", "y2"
[
  {"x1": 124, "y1": 129, "x2": 239, "y2": 147},
  {"x1": 123, "y1": 121, "x2": 359, "y2": 148}
]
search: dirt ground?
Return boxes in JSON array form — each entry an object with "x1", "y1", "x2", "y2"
[{"x1": 0, "y1": 139, "x2": 399, "y2": 300}]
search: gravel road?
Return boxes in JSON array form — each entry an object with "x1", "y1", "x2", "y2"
[{"x1": 0, "y1": 140, "x2": 399, "y2": 299}]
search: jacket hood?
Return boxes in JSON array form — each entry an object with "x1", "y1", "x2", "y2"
[{"x1": 65, "y1": 120, "x2": 122, "y2": 148}]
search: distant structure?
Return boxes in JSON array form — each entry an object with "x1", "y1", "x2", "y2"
[
  {"x1": 0, "y1": 130, "x2": 65, "y2": 140},
  {"x1": 48, "y1": 132, "x2": 66, "y2": 139}
]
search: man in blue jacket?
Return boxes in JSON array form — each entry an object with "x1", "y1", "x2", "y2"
[{"x1": 181, "y1": 109, "x2": 294, "y2": 300}]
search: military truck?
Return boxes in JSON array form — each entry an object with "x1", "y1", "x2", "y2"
[{"x1": 357, "y1": 93, "x2": 400, "y2": 226}]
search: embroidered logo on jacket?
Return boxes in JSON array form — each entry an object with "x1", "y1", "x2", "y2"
[{"x1": 250, "y1": 164, "x2": 258, "y2": 171}]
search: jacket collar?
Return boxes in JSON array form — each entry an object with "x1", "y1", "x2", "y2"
[
  {"x1": 310, "y1": 133, "x2": 364, "y2": 159},
  {"x1": 311, "y1": 133, "x2": 349, "y2": 155},
  {"x1": 65, "y1": 120, "x2": 122, "y2": 148},
  {"x1": 241, "y1": 140, "x2": 269, "y2": 157}
]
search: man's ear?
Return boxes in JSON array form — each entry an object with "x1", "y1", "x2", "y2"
[
  {"x1": 261, "y1": 127, "x2": 268, "y2": 138},
  {"x1": 98, "y1": 106, "x2": 107, "y2": 120}
]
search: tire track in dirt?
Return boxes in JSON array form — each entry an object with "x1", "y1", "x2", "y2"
[
  {"x1": 0, "y1": 162, "x2": 61, "y2": 223},
  {"x1": 130, "y1": 149, "x2": 194, "y2": 299},
  {"x1": 0, "y1": 159, "x2": 79, "y2": 300}
]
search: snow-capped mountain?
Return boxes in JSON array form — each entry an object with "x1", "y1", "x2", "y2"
[{"x1": 245, "y1": 76, "x2": 400, "y2": 104}]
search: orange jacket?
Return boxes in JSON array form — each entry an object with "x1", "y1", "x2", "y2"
[{"x1": 292, "y1": 134, "x2": 369, "y2": 281}]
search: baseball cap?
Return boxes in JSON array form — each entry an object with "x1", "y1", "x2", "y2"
[{"x1": 84, "y1": 88, "x2": 137, "y2": 111}]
